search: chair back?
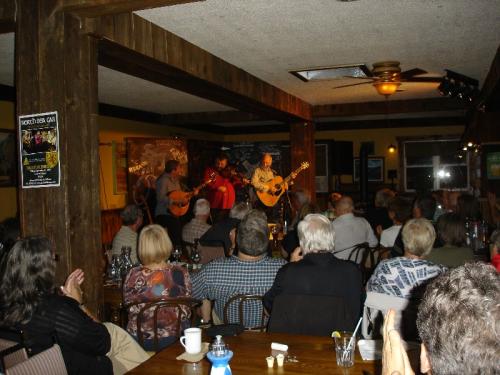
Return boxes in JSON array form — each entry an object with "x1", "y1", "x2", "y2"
[
  {"x1": 267, "y1": 294, "x2": 357, "y2": 336},
  {"x1": 362, "y1": 291, "x2": 419, "y2": 340},
  {"x1": 223, "y1": 294, "x2": 267, "y2": 331},
  {"x1": 126, "y1": 297, "x2": 201, "y2": 352},
  {"x1": 196, "y1": 244, "x2": 225, "y2": 264},
  {"x1": 5, "y1": 344, "x2": 67, "y2": 375},
  {"x1": 0, "y1": 339, "x2": 28, "y2": 371}
]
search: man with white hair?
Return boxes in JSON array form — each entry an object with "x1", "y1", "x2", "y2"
[
  {"x1": 263, "y1": 214, "x2": 363, "y2": 336},
  {"x1": 331, "y1": 196, "x2": 378, "y2": 263},
  {"x1": 182, "y1": 198, "x2": 212, "y2": 244}
]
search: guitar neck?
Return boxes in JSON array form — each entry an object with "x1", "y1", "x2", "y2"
[{"x1": 283, "y1": 165, "x2": 305, "y2": 184}]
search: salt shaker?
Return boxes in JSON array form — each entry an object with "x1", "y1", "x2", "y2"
[{"x1": 207, "y1": 335, "x2": 232, "y2": 375}]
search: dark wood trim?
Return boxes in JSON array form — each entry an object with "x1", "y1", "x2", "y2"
[
  {"x1": 316, "y1": 116, "x2": 465, "y2": 131},
  {"x1": 313, "y1": 98, "x2": 466, "y2": 118},
  {"x1": 161, "y1": 110, "x2": 262, "y2": 125},
  {"x1": 475, "y1": 47, "x2": 500, "y2": 112},
  {"x1": 0, "y1": 1, "x2": 15, "y2": 33},
  {"x1": 87, "y1": 13, "x2": 312, "y2": 122},
  {"x1": 0, "y1": 84, "x2": 15, "y2": 101},
  {"x1": 99, "y1": 102, "x2": 163, "y2": 124},
  {"x1": 62, "y1": 0, "x2": 204, "y2": 17}
]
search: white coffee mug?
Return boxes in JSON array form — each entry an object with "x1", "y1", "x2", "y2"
[{"x1": 180, "y1": 327, "x2": 202, "y2": 354}]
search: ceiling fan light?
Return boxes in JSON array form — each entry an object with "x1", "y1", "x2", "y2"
[{"x1": 373, "y1": 81, "x2": 401, "y2": 96}]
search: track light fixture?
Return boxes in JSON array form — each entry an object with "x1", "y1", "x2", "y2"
[{"x1": 438, "y1": 69, "x2": 479, "y2": 103}]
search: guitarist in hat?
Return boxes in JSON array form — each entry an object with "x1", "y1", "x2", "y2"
[{"x1": 155, "y1": 159, "x2": 199, "y2": 247}]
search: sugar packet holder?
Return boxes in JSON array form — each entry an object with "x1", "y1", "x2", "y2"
[{"x1": 271, "y1": 342, "x2": 288, "y2": 351}]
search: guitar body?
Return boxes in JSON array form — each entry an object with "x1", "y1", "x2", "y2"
[
  {"x1": 168, "y1": 190, "x2": 192, "y2": 217},
  {"x1": 256, "y1": 176, "x2": 287, "y2": 207},
  {"x1": 255, "y1": 161, "x2": 310, "y2": 207}
]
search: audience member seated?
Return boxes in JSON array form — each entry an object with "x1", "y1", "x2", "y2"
[
  {"x1": 199, "y1": 202, "x2": 250, "y2": 252},
  {"x1": 379, "y1": 197, "x2": 412, "y2": 249},
  {"x1": 123, "y1": 225, "x2": 191, "y2": 351},
  {"x1": 392, "y1": 194, "x2": 437, "y2": 257},
  {"x1": 489, "y1": 229, "x2": 500, "y2": 272},
  {"x1": 383, "y1": 263, "x2": 500, "y2": 375},
  {"x1": 426, "y1": 212, "x2": 474, "y2": 267},
  {"x1": 0, "y1": 236, "x2": 149, "y2": 375},
  {"x1": 331, "y1": 196, "x2": 378, "y2": 262},
  {"x1": 191, "y1": 210, "x2": 285, "y2": 327},
  {"x1": 264, "y1": 214, "x2": 362, "y2": 336},
  {"x1": 456, "y1": 193, "x2": 482, "y2": 222},
  {"x1": 367, "y1": 218, "x2": 445, "y2": 299},
  {"x1": 323, "y1": 191, "x2": 342, "y2": 221},
  {"x1": 0, "y1": 217, "x2": 20, "y2": 261},
  {"x1": 366, "y1": 188, "x2": 395, "y2": 232},
  {"x1": 111, "y1": 204, "x2": 143, "y2": 265},
  {"x1": 487, "y1": 192, "x2": 500, "y2": 226},
  {"x1": 281, "y1": 202, "x2": 320, "y2": 260},
  {"x1": 182, "y1": 198, "x2": 212, "y2": 245}
]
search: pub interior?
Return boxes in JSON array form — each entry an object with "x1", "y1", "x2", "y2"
[{"x1": 0, "y1": 1, "x2": 499, "y2": 374}]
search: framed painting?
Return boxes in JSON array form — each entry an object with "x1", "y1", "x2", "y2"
[
  {"x1": 0, "y1": 129, "x2": 17, "y2": 187},
  {"x1": 353, "y1": 157, "x2": 384, "y2": 182}
]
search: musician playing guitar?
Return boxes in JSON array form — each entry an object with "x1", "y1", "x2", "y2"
[
  {"x1": 204, "y1": 153, "x2": 236, "y2": 222},
  {"x1": 155, "y1": 159, "x2": 199, "y2": 247}
]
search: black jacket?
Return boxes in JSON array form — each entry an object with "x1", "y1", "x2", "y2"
[
  {"x1": 20, "y1": 294, "x2": 112, "y2": 375},
  {"x1": 264, "y1": 252, "x2": 363, "y2": 336}
]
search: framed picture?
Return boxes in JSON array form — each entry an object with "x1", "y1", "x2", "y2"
[
  {"x1": 0, "y1": 129, "x2": 17, "y2": 187},
  {"x1": 353, "y1": 157, "x2": 384, "y2": 182}
]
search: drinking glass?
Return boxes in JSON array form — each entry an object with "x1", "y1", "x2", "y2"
[{"x1": 333, "y1": 331, "x2": 355, "y2": 367}]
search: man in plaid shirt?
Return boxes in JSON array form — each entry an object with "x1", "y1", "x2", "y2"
[{"x1": 191, "y1": 210, "x2": 286, "y2": 328}]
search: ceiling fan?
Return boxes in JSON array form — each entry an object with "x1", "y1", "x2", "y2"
[{"x1": 333, "y1": 61, "x2": 442, "y2": 96}]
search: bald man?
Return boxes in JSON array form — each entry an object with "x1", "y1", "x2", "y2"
[{"x1": 331, "y1": 196, "x2": 378, "y2": 263}]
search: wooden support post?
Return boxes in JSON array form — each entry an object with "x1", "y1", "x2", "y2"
[
  {"x1": 16, "y1": 1, "x2": 102, "y2": 314},
  {"x1": 289, "y1": 121, "x2": 316, "y2": 201}
]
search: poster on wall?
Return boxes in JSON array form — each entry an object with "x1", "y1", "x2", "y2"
[
  {"x1": 126, "y1": 137, "x2": 187, "y2": 209},
  {"x1": 18, "y1": 111, "x2": 60, "y2": 188},
  {"x1": 486, "y1": 151, "x2": 500, "y2": 180}
]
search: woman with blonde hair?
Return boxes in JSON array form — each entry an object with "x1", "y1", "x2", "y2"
[
  {"x1": 367, "y1": 218, "x2": 446, "y2": 299},
  {"x1": 123, "y1": 224, "x2": 192, "y2": 350}
]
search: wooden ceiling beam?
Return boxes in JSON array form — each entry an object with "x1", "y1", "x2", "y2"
[
  {"x1": 0, "y1": 0, "x2": 15, "y2": 33},
  {"x1": 87, "y1": 13, "x2": 312, "y2": 122},
  {"x1": 62, "y1": 0, "x2": 204, "y2": 18},
  {"x1": 316, "y1": 116, "x2": 465, "y2": 131},
  {"x1": 475, "y1": 46, "x2": 500, "y2": 112},
  {"x1": 161, "y1": 111, "x2": 263, "y2": 125},
  {"x1": 313, "y1": 98, "x2": 466, "y2": 118}
]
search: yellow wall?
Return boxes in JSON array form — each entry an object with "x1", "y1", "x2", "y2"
[
  {"x1": 0, "y1": 101, "x2": 17, "y2": 222},
  {"x1": 98, "y1": 115, "x2": 219, "y2": 210}
]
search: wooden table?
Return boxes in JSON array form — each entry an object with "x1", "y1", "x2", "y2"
[{"x1": 127, "y1": 331, "x2": 381, "y2": 374}]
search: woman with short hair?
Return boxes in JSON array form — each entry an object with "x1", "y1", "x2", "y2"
[
  {"x1": 367, "y1": 218, "x2": 446, "y2": 299},
  {"x1": 0, "y1": 236, "x2": 149, "y2": 375},
  {"x1": 426, "y1": 212, "x2": 474, "y2": 267},
  {"x1": 123, "y1": 224, "x2": 192, "y2": 351}
]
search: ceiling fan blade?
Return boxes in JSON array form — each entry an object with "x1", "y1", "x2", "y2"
[
  {"x1": 400, "y1": 68, "x2": 427, "y2": 79},
  {"x1": 333, "y1": 81, "x2": 372, "y2": 89},
  {"x1": 342, "y1": 76, "x2": 376, "y2": 80},
  {"x1": 405, "y1": 76, "x2": 443, "y2": 83}
]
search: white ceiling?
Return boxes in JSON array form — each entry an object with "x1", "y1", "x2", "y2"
[{"x1": 1, "y1": 0, "x2": 499, "y2": 118}]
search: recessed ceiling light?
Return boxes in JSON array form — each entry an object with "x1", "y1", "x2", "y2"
[{"x1": 290, "y1": 64, "x2": 370, "y2": 82}]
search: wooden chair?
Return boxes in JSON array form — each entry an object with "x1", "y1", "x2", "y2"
[
  {"x1": 5, "y1": 344, "x2": 67, "y2": 375},
  {"x1": 196, "y1": 244, "x2": 225, "y2": 265},
  {"x1": 125, "y1": 297, "x2": 201, "y2": 352},
  {"x1": 0, "y1": 329, "x2": 28, "y2": 372},
  {"x1": 223, "y1": 294, "x2": 267, "y2": 332}
]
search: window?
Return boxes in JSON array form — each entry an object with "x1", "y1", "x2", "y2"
[{"x1": 403, "y1": 138, "x2": 468, "y2": 192}]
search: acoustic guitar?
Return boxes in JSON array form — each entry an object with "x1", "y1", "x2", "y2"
[
  {"x1": 168, "y1": 173, "x2": 216, "y2": 217},
  {"x1": 256, "y1": 161, "x2": 310, "y2": 207}
]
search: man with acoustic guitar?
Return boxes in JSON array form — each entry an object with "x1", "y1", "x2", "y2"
[
  {"x1": 251, "y1": 153, "x2": 295, "y2": 221},
  {"x1": 155, "y1": 159, "x2": 199, "y2": 247}
]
